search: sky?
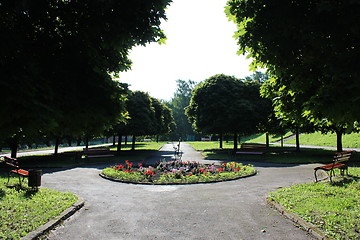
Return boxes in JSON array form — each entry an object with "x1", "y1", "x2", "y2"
[{"x1": 117, "y1": 0, "x2": 253, "y2": 101}]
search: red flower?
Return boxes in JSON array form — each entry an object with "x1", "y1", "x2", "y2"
[
  {"x1": 144, "y1": 170, "x2": 155, "y2": 176},
  {"x1": 218, "y1": 168, "x2": 224, "y2": 172},
  {"x1": 125, "y1": 160, "x2": 133, "y2": 168}
]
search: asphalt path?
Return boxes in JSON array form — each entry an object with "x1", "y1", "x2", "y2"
[{"x1": 41, "y1": 143, "x2": 319, "y2": 240}]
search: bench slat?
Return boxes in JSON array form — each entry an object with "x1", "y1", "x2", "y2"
[{"x1": 11, "y1": 169, "x2": 29, "y2": 176}]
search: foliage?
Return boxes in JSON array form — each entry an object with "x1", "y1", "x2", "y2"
[
  {"x1": 0, "y1": 0, "x2": 171, "y2": 155},
  {"x1": 226, "y1": 0, "x2": 360, "y2": 128},
  {"x1": 0, "y1": 177, "x2": 78, "y2": 240},
  {"x1": 102, "y1": 160, "x2": 255, "y2": 184},
  {"x1": 166, "y1": 79, "x2": 197, "y2": 140},
  {"x1": 122, "y1": 91, "x2": 173, "y2": 149},
  {"x1": 269, "y1": 168, "x2": 360, "y2": 239},
  {"x1": 150, "y1": 97, "x2": 174, "y2": 136},
  {"x1": 186, "y1": 74, "x2": 271, "y2": 149}
]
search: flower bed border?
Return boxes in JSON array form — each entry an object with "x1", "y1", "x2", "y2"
[{"x1": 99, "y1": 171, "x2": 257, "y2": 185}]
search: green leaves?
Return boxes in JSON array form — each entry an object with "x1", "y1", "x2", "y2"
[
  {"x1": 186, "y1": 74, "x2": 271, "y2": 140},
  {"x1": 227, "y1": 0, "x2": 360, "y2": 128}
]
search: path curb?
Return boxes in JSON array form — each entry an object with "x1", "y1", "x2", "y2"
[
  {"x1": 266, "y1": 198, "x2": 332, "y2": 240},
  {"x1": 21, "y1": 196, "x2": 85, "y2": 240}
]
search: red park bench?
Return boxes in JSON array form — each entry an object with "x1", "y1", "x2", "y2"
[{"x1": 314, "y1": 151, "x2": 352, "y2": 182}]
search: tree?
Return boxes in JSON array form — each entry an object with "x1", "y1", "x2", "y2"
[
  {"x1": 166, "y1": 80, "x2": 197, "y2": 141},
  {"x1": 186, "y1": 74, "x2": 270, "y2": 150},
  {"x1": 226, "y1": 0, "x2": 360, "y2": 142},
  {"x1": 125, "y1": 91, "x2": 156, "y2": 150},
  {"x1": 260, "y1": 79, "x2": 317, "y2": 151},
  {"x1": 0, "y1": 0, "x2": 171, "y2": 157},
  {"x1": 150, "y1": 97, "x2": 174, "y2": 141}
]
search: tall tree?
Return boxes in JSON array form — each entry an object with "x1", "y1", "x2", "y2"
[
  {"x1": 186, "y1": 74, "x2": 270, "y2": 150},
  {"x1": 0, "y1": 0, "x2": 171, "y2": 157},
  {"x1": 166, "y1": 80, "x2": 197, "y2": 140},
  {"x1": 226, "y1": 0, "x2": 360, "y2": 139},
  {"x1": 125, "y1": 91, "x2": 156, "y2": 150},
  {"x1": 150, "y1": 97, "x2": 174, "y2": 141}
]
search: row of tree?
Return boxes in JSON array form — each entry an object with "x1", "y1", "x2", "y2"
[
  {"x1": 225, "y1": 0, "x2": 360, "y2": 151},
  {"x1": 110, "y1": 91, "x2": 173, "y2": 152},
  {"x1": 0, "y1": 0, "x2": 173, "y2": 157}
]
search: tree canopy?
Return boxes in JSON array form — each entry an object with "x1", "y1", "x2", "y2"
[
  {"x1": 226, "y1": 0, "x2": 360, "y2": 128},
  {"x1": 123, "y1": 91, "x2": 173, "y2": 150},
  {"x1": 0, "y1": 0, "x2": 172, "y2": 154},
  {"x1": 166, "y1": 79, "x2": 197, "y2": 141},
  {"x1": 186, "y1": 74, "x2": 271, "y2": 149}
]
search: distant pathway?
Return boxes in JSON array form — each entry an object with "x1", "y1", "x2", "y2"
[{"x1": 42, "y1": 142, "x2": 317, "y2": 240}]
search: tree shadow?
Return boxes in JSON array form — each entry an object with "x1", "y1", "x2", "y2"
[
  {"x1": 0, "y1": 188, "x2": 5, "y2": 200},
  {"x1": 330, "y1": 175, "x2": 360, "y2": 187}
]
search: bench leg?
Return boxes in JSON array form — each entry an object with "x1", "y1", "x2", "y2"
[
  {"x1": 340, "y1": 166, "x2": 348, "y2": 176},
  {"x1": 314, "y1": 169, "x2": 329, "y2": 182}
]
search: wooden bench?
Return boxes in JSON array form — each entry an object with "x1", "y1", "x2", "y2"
[
  {"x1": 314, "y1": 151, "x2": 352, "y2": 182},
  {"x1": 83, "y1": 147, "x2": 114, "y2": 158},
  {"x1": 236, "y1": 143, "x2": 267, "y2": 155},
  {"x1": 2, "y1": 156, "x2": 29, "y2": 186}
]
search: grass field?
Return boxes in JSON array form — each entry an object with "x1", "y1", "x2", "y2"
[
  {"x1": 245, "y1": 132, "x2": 360, "y2": 149},
  {"x1": 286, "y1": 132, "x2": 360, "y2": 148},
  {"x1": 269, "y1": 168, "x2": 360, "y2": 239},
  {"x1": 187, "y1": 141, "x2": 360, "y2": 164},
  {"x1": 0, "y1": 177, "x2": 78, "y2": 240}
]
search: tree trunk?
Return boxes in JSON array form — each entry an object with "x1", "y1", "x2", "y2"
[
  {"x1": 9, "y1": 136, "x2": 18, "y2": 158},
  {"x1": 68, "y1": 139, "x2": 72, "y2": 147},
  {"x1": 85, "y1": 137, "x2": 89, "y2": 150},
  {"x1": 125, "y1": 136, "x2": 128, "y2": 145},
  {"x1": 336, "y1": 129, "x2": 343, "y2": 152},
  {"x1": 265, "y1": 133, "x2": 269, "y2": 148},
  {"x1": 233, "y1": 133, "x2": 238, "y2": 151},
  {"x1": 113, "y1": 135, "x2": 116, "y2": 146},
  {"x1": 281, "y1": 136, "x2": 284, "y2": 148},
  {"x1": 219, "y1": 134, "x2": 223, "y2": 149},
  {"x1": 117, "y1": 134, "x2": 122, "y2": 152},
  {"x1": 156, "y1": 135, "x2": 159, "y2": 143},
  {"x1": 54, "y1": 137, "x2": 60, "y2": 156},
  {"x1": 131, "y1": 135, "x2": 136, "y2": 151},
  {"x1": 295, "y1": 128, "x2": 300, "y2": 152},
  {"x1": 77, "y1": 138, "x2": 82, "y2": 146}
]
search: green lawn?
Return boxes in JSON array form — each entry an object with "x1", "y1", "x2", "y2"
[
  {"x1": 245, "y1": 132, "x2": 360, "y2": 149},
  {"x1": 187, "y1": 141, "x2": 360, "y2": 164},
  {"x1": 269, "y1": 168, "x2": 360, "y2": 240},
  {"x1": 0, "y1": 177, "x2": 78, "y2": 240},
  {"x1": 286, "y1": 132, "x2": 360, "y2": 148}
]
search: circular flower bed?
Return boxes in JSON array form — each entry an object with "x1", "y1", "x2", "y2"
[{"x1": 100, "y1": 160, "x2": 256, "y2": 184}]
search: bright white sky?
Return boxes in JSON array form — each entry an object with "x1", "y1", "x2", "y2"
[{"x1": 118, "y1": 0, "x2": 253, "y2": 101}]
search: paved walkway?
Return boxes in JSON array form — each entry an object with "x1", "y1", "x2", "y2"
[{"x1": 40, "y1": 142, "x2": 319, "y2": 240}]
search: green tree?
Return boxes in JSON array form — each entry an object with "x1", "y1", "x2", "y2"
[
  {"x1": 125, "y1": 91, "x2": 156, "y2": 150},
  {"x1": 186, "y1": 74, "x2": 270, "y2": 150},
  {"x1": 166, "y1": 80, "x2": 197, "y2": 141},
  {"x1": 151, "y1": 98, "x2": 174, "y2": 141},
  {"x1": 226, "y1": 0, "x2": 360, "y2": 139},
  {"x1": 0, "y1": 0, "x2": 171, "y2": 157}
]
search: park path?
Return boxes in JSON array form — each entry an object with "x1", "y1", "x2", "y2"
[{"x1": 40, "y1": 142, "x2": 319, "y2": 240}]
